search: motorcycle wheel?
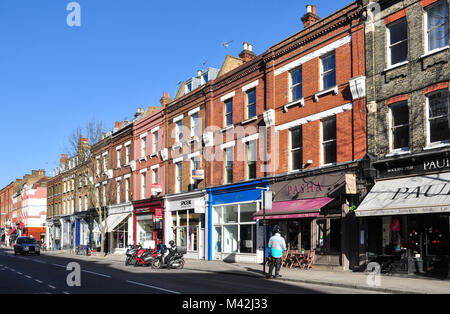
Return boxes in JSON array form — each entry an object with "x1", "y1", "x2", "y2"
[
  {"x1": 151, "y1": 259, "x2": 161, "y2": 269},
  {"x1": 176, "y1": 259, "x2": 185, "y2": 270},
  {"x1": 125, "y1": 256, "x2": 131, "y2": 266}
]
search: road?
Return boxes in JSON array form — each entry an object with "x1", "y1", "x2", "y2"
[{"x1": 0, "y1": 248, "x2": 382, "y2": 295}]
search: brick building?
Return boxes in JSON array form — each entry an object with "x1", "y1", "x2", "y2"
[
  {"x1": 356, "y1": 0, "x2": 450, "y2": 276},
  {"x1": 164, "y1": 68, "x2": 219, "y2": 260},
  {"x1": 132, "y1": 105, "x2": 167, "y2": 251}
]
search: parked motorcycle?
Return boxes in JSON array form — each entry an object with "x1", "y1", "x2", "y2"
[
  {"x1": 134, "y1": 245, "x2": 160, "y2": 267},
  {"x1": 125, "y1": 244, "x2": 142, "y2": 266},
  {"x1": 151, "y1": 241, "x2": 186, "y2": 269}
]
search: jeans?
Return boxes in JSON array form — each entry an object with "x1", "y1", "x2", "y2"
[{"x1": 268, "y1": 257, "x2": 281, "y2": 277}]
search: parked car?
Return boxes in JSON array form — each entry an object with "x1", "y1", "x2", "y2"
[{"x1": 14, "y1": 237, "x2": 40, "y2": 256}]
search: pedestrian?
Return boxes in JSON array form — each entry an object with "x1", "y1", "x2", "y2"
[{"x1": 266, "y1": 225, "x2": 286, "y2": 279}]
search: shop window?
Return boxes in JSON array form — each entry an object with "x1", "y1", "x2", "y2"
[
  {"x1": 425, "y1": 0, "x2": 449, "y2": 52},
  {"x1": 317, "y1": 220, "x2": 326, "y2": 252},
  {"x1": 290, "y1": 126, "x2": 303, "y2": 171},
  {"x1": 214, "y1": 226, "x2": 222, "y2": 253},
  {"x1": 390, "y1": 101, "x2": 409, "y2": 151},
  {"x1": 224, "y1": 225, "x2": 238, "y2": 253},
  {"x1": 387, "y1": 18, "x2": 408, "y2": 66},
  {"x1": 321, "y1": 52, "x2": 336, "y2": 90},
  {"x1": 223, "y1": 204, "x2": 239, "y2": 224},
  {"x1": 329, "y1": 219, "x2": 341, "y2": 252},
  {"x1": 240, "y1": 203, "x2": 257, "y2": 223},
  {"x1": 172, "y1": 210, "x2": 200, "y2": 252},
  {"x1": 322, "y1": 116, "x2": 337, "y2": 165},
  {"x1": 240, "y1": 224, "x2": 256, "y2": 253},
  {"x1": 428, "y1": 90, "x2": 450, "y2": 145}
]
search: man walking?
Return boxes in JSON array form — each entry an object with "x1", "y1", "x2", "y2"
[{"x1": 266, "y1": 225, "x2": 286, "y2": 279}]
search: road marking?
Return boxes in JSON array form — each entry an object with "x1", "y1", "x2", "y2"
[
  {"x1": 17, "y1": 272, "x2": 23, "y2": 275},
  {"x1": 52, "y1": 263, "x2": 66, "y2": 268},
  {"x1": 25, "y1": 275, "x2": 32, "y2": 279},
  {"x1": 48, "y1": 285, "x2": 56, "y2": 289},
  {"x1": 35, "y1": 279, "x2": 43, "y2": 284},
  {"x1": 33, "y1": 260, "x2": 46, "y2": 264},
  {"x1": 82, "y1": 270, "x2": 111, "y2": 278},
  {"x1": 63, "y1": 291, "x2": 70, "y2": 294},
  {"x1": 126, "y1": 280, "x2": 181, "y2": 294}
]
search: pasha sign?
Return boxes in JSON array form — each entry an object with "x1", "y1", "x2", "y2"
[{"x1": 271, "y1": 171, "x2": 346, "y2": 202}]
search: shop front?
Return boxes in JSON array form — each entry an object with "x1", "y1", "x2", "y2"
[
  {"x1": 75, "y1": 211, "x2": 91, "y2": 248},
  {"x1": 133, "y1": 198, "x2": 164, "y2": 249},
  {"x1": 356, "y1": 154, "x2": 450, "y2": 277},
  {"x1": 105, "y1": 202, "x2": 133, "y2": 254},
  {"x1": 164, "y1": 191, "x2": 207, "y2": 260},
  {"x1": 260, "y1": 167, "x2": 363, "y2": 269},
  {"x1": 207, "y1": 180, "x2": 269, "y2": 263}
]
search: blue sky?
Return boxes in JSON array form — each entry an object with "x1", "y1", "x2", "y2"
[{"x1": 0, "y1": 0, "x2": 353, "y2": 188}]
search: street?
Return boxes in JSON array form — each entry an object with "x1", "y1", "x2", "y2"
[{"x1": 0, "y1": 248, "x2": 382, "y2": 294}]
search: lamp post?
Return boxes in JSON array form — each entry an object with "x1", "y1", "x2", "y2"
[{"x1": 258, "y1": 188, "x2": 272, "y2": 276}]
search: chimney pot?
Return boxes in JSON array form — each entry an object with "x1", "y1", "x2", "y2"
[
  {"x1": 248, "y1": 44, "x2": 253, "y2": 52},
  {"x1": 197, "y1": 70, "x2": 202, "y2": 77},
  {"x1": 243, "y1": 42, "x2": 248, "y2": 50}
]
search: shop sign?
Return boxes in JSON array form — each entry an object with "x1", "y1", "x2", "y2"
[
  {"x1": 271, "y1": 171, "x2": 345, "y2": 202},
  {"x1": 168, "y1": 197, "x2": 206, "y2": 213},
  {"x1": 192, "y1": 169, "x2": 204, "y2": 180},
  {"x1": 378, "y1": 155, "x2": 450, "y2": 178},
  {"x1": 151, "y1": 183, "x2": 162, "y2": 193}
]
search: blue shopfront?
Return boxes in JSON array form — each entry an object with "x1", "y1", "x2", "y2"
[{"x1": 207, "y1": 179, "x2": 269, "y2": 263}]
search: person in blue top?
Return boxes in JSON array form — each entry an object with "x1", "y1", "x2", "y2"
[{"x1": 266, "y1": 225, "x2": 286, "y2": 279}]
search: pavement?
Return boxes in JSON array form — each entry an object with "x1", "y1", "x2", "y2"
[{"x1": 41, "y1": 248, "x2": 450, "y2": 294}]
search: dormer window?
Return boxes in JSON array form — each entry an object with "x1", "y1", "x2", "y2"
[
  {"x1": 185, "y1": 82, "x2": 192, "y2": 94},
  {"x1": 202, "y1": 73, "x2": 208, "y2": 84}
]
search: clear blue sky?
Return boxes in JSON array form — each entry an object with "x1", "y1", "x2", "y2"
[{"x1": 0, "y1": 0, "x2": 353, "y2": 188}]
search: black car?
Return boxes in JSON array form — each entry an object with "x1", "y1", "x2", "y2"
[{"x1": 14, "y1": 237, "x2": 41, "y2": 255}]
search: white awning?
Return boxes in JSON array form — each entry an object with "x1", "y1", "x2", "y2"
[
  {"x1": 356, "y1": 172, "x2": 450, "y2": 217},
  {"x1": 102, "y1": 213, "x2": 130, "y2": 232}
]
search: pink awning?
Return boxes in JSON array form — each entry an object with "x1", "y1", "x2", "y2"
[{"x1": 253, "y1": 197, "x2": 334, "y2": 220}]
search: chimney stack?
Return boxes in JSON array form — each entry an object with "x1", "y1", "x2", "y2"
[
  {"x1": 301, "y1": 4, "x2": 320, "y2": 28},
  {"x1": 60, "y1": 154, "x2": 68, "y2": 165},
  {"x1": 134, "y1": 107, "x2": 144, "y2": 118},
  {"x1": 239, "y1": 42, "x2": 256, "y2": 62},
  {"x1": 160, "y1": 92, "x2": 172, "y2": 107},
  {"x1": 114, "y1": 121, "x2": 121, "y2": 129}
]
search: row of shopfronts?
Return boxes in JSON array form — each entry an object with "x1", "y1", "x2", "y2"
[{"x1": 44, "y1": 151, "x2": 450, "y2": 276}]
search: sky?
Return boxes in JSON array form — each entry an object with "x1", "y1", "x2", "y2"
[{"x1": 0, "y1": 0, "x2": 353, "y2": 188}]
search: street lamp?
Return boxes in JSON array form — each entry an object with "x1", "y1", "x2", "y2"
[{"x1": 257, "y1": 187, "x2": 272, "y2": 276}]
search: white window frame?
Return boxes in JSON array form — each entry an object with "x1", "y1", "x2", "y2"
[
  {"x1": 388, "y1": 101, "x2": 410, "y2": 154},
  {"x1": 141, "y1": 136, "x2": 147, "y2": 159},
  {"x1": 116, "y1": 178, "x2": 121, "y2": 205},
  {"x1": 424, "y1": 0, "x2": 449, "y2": 54},
  {"x1": 321, "y1": 116, "x2": 337, "y2": 166},
  {"x1": 125, "y1": 144, "x2": 131, "y2": 165},
  {"x1": 141, "y1": 172, "x2": 146, "y2": 199},
  {"x1": 320, "y1": 51, "x2": 336, "y2": 91},
  {"x1": 290, "y1": 66, "x2": 303, "y2": 102},
  {"x1": 290, "y1": 126, "x2": 303, "y2": 172},
  {"x1": 175, "y1": 161, "x2": 182, "y2": 193},
  {"x1": 426, "y1": 90, "x2": 450, "y2": 147},
  {"x1": 190, "y1": 112, "x2": 199, "y2": 138},
  {"x1": 116, "y1": 148, "x2": 121, "y2": 168},
  {"x1": 386, "y1": 18, "x2": 408, "y2": 68}
]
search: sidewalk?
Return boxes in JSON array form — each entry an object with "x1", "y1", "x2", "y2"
[{"x1": 42, "y1": 249, "x2": 450, "y2": 294}]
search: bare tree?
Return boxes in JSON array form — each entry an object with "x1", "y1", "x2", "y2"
[{"x1": 66, "y1": 119, "x2": 113, "y2": 256}]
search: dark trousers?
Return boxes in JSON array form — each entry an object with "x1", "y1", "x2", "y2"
[{"x1": 268, "y1": 257, "x2": 281, "y2": 277}]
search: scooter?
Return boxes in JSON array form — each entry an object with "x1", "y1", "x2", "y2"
[
  {"x1": 125, "y1": 244, "x2": 142, "y2": 266},
  {"x1": 151, "y1": 243, "x2": 185, "y2": 269},
  {"x1": 134, "y1": 245, "x2": 160, "y2": 267}
]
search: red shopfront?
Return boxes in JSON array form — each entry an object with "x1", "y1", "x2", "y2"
[{"x1": 132, "y1": 198, "x2": 164, "y2": 249}]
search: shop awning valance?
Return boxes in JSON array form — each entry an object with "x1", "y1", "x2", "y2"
[
  {"x1": 356, "y1": 173, "x2": 450, "y2": 217},
  {"x1": 102, "y1": 213, "x2": 130, "y2": 232},
  {"x1": 253, "y1": 197, "x2": 334, "y2": 220}
]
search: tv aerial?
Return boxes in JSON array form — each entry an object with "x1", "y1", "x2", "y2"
[{"x1": 222, "y1": 40, "x2": 233, "y2": 49}]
